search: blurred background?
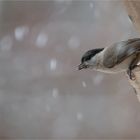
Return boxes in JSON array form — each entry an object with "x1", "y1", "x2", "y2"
[{"x1": 0, "y1": 0, "x2": 140, "y2": 139}]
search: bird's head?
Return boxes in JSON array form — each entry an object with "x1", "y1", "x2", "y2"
[{"x1": 78, "y1": 48, "x2": 104, "y2": 70}]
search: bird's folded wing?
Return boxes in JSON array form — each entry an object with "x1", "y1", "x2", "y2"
[{"x1": 103, "y1": 38, "x2": 140, "y2": 68}]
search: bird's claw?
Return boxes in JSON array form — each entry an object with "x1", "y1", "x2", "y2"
[{"x1": 127, "y1": 69, "x2": 136, "y2": 80}]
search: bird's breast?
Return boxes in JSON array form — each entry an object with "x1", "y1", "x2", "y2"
[{"x1": 96, "y1": 54, "x2": 137, "y2": 73}]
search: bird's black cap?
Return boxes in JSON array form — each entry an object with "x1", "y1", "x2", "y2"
[{"x1": 81, "y1": 48, "x2": 104, "y2": 63}]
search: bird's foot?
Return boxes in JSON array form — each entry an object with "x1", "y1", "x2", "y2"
[
  {"x1": 127, "y1": 69, "x2": 135, "y2": 80},
  {"x1": 127, "y1": 65, "x2": 137, "y2": 80}
]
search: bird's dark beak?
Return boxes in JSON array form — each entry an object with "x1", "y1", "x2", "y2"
[{"x1": 78, "y1": 63, "x2": 87, "y2": 70}]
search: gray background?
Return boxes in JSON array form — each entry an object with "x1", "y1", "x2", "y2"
[{"x1": 0, "y1": 0, "x2": 140, "y2": 139}]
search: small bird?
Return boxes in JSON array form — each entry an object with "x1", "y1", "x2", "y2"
[{"x1": 78, "y1": 38, "x2": 140, "y2": 80}]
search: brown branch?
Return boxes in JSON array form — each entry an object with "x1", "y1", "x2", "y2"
[
  {"x1": 123, "y1": 1, "x2": 140, "y2": 102},
  {"x1": 123, "y1": 1, "x2": 140, "y2": 33}
]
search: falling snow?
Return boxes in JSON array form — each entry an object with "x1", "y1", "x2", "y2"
[
  {"x1": 50, "y1": 59, "x2": 57, "y2": 71},
  {"x1": 0, "y1": 35, "x2": 13, "y2": 51},
  {"x1": 52, "y1": 88, "x2": 59, "y2": 98},
  {"x1": 14, "y1": 26, "x2": 29, "y2": 41},
  {"x1": 82, "y1": 81, "x2": 87, "y2": 88},
  {"x1": 36, "y1": 32, "x2": 48, "y2": 48},
  {"x1": 0, "y1": 1, "x2": 138, "y2": 139},
  {"x1": 76, "y1": 112, "x2": 83, "y2": 121},
  {"x1": 89, "y1": 3, "x2": 94, "y2": 8}
]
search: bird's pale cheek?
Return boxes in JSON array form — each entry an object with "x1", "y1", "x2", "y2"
[{"x1": 88, "y1": 61, "x2": 97, "y2": 68}]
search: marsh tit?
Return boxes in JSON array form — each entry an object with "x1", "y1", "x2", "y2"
[{"x1": 78, "y1": 38, "x2": 140, "y2": 80}]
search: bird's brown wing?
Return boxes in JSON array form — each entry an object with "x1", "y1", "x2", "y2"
[{"x1": 103, "y1": 38, "x2": 140, "y2": 68}]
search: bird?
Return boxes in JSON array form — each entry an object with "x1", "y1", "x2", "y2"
[{"x1": 78, "y1": 38, "x2": 140, "y2": 80}]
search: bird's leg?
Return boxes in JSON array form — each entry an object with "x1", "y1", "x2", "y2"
[
  {"x1": 127, "y1": 65, "x2": 136, "y2": 80},
  {"x1": 127, "y1": 55, "x2": 139, "y2": 80}
]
